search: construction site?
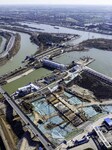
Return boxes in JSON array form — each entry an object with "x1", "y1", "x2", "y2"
[
  {"x1": 0, "y1": 18, "x2": 112, "y2": 150},
  {"x1": 0, "y1": 54, "x2": 112, "y2": 150}
]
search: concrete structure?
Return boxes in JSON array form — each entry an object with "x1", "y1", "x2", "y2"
[
  {"x1": 83, "y1": 66, "x2": 112, "y2": 86},
  {"x1": 69, "y1": 65, "x2": 81, "y2": 73},
  {"x1": 18, "y1": 83, "x2": 39, "y2": 91},
  {"x1": 93, "y1": 126, "x2": 111, "y2": 149},
  {"x1": 42, "y1": 59, "x2": 66, "y2": 71},
  {"x1": 15, "y1": 83, "x2": 39, "y2": 97}
]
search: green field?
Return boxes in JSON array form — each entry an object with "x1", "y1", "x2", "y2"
[{"x1": 3, "y1": 68, "x2": 51, "y2": 94}]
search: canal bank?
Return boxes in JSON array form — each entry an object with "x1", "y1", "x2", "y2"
[{"x1": 0, "y1": 32, "x2": 38, "y2": 76}]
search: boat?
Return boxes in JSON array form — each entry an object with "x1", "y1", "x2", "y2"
[{"x1": 54, "y1": 26, "x2": 59, "y2": 29}]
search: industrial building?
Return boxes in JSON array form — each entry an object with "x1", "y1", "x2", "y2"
[
  {"x1": 44, "y1": 75, "x2": 56, "y2": 84},
  {"x1": 104, "y1": 118, "x2": 112, "y2": 130},
  {"x1": 42, "y1": 59, "x2": 67, "y2": 71},
  {"x1": 14, "y1": 83, "x2": 39, "y2": 98}
]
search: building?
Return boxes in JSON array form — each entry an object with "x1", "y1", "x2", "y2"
[
  {"x1": 15, "y1": 83, "x2": 39, "y2": 98},
  {"x1": 69, "y1": 65, "x2": 81, "y2": 72},
  {"x1": 44, "y1": 75, "x2": 56, "y2": 84},
  {"x1": 104, "y1": 118, "x2": 112, "y2": 130},
  {"x1": 42, "y1": 59, "x2": 66, "y2": 71}
]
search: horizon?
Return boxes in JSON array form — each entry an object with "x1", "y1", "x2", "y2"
[
  {"x1": 0, "y1": 0, "x2": 112, "y2": 6},
  {"x1": 0, "y1": 4, "x2": 112, "y2": 6}
]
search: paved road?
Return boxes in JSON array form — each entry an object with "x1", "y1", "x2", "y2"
[
  {"x1": 77, "y1": 100, "x2": 112, "y2": 110},
  {"x1": 0, "y1": 33, "x2": 15, "y2": 58},
  {"x1": 35, "y1": 47, "x2": 62, "y2": 60},
  {"x1": 0, "y1": 86, "x2": 55, "y2": 150}
]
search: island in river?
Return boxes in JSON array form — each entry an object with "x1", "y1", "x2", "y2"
[{"x1": 80, "y1": 38, "x2": 112, "y2": 51}]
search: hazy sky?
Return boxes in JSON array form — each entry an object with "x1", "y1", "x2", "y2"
[{"x1": 0, "y1": 0, "x2": 112, "y2": 5}]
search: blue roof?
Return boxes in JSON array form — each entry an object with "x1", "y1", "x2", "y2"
[{"x1": 104, "y1": 118, "x2": 112, "y2": 126}]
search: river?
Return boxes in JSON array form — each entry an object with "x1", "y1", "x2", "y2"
[
  {"x1": 0, "y1": 22, "x2": 112, "y2": 77},
  {"x1": 0, "y1": 32, "x2": 38, "y2": 76},
  {"x1": 54, "y1": 48, "x2": 112, "y2": 77},
  {"x1": 21, "y1": 22, "x2": 112, "y2": 76}
]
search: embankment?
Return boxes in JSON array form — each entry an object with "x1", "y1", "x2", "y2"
[{"x1": 0, "y1": 33, "x2": 21, "y2": 66}]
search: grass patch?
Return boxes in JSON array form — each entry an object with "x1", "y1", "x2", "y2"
[{"x1": 3, "y1": 68, "x2": 51, "y2": 94}]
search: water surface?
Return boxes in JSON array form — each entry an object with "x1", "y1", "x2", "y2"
[
  {"x1": 54, "y1": 48, "x2": 112, "y2": 77},
  {"x1": 0, "y1": 32, "x2": 38, "y2": 76}
]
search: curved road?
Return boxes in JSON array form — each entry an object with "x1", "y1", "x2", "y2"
[{"x1": 0, "y1": 33, "x2": 15, "y2": 58}]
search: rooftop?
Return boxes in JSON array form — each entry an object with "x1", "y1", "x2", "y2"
[{"x1": 104, "y1": 118, "x2": 112, "y2": 127}]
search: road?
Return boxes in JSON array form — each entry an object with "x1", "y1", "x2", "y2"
[
  {"x1": 0, "y1": 86, "x2": 55, "y2": 150},
  {"x1": 77, "y1": 100, "x2": 112, "y2": 109},
  {"x1": 0, "y1": 33, "x2": 15, "y2": 58},
  {"x1": 35, "y1": 46, "x2": 62, "y2": 60}
]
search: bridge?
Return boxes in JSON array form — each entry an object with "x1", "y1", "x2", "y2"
[
  {"x1": 83, "y1": 66, "x2": 112, "y2": 86},
  {"x1": 0, "y1": 86, "x2": 55, "y2": 150}
]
